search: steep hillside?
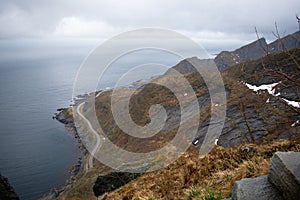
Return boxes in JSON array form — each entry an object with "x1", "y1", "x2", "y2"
[
  {"x1": 97, "y1": 139, "x2": 300, "y2": 200},
  {"x1": 91, "y1": 48, "x2": 300, "y2": 152},
  {"x1": 57, "y1": 47, "x2": 300, "y2": 200}
]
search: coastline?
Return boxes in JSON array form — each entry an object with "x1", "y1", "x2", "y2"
[{"x1": 39, "y1": 107, "x2": 88, "y2": 200}]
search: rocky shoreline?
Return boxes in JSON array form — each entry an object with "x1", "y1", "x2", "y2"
[
  {"x1": 0, "y1": 173, "x2": 19, "y2": 200},
  {"x1": 39, "y1": 107, "x2": 88, "y2": 200}
]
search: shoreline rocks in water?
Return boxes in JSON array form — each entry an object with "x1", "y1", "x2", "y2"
[
  {"x1": 0, "y1": 173, "x2": 19, "y2": 200},
  {"x1": 39, "y1": 107, "x2": 88, "y2": 200}
]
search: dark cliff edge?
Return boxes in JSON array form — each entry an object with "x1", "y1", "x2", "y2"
[{"x1": 0, "y1": 173, "x2": 19, "y2": 200}]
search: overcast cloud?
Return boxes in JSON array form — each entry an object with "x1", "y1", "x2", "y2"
[{"x1": 0, "y1": 0, "x2": 299, "y2": 53}]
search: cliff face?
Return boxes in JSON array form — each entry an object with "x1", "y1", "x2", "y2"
[
  {"x1": 215, "y1": 38, "x2": 268, "y2": 71},
  {"x1": 157, "y1": 31, "x2": 300, "y2": 73},
  {"x1": 0, "y1": 173, "x2": 19, "y2": 200},
  {"x1": 166, "y1": 57, "x2": 215, "y2": 74},
  {"x1": 269, "y1": 31, "x2": 300, "y2": 54},
  {"x1": 215, "y1": 31, "x2": 300, "y2": 71}
]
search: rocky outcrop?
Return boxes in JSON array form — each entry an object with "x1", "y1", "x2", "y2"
[
  {"x1": 268, "y1": 152, "x2": 300, "y2": 200},
  {"x1": 215, "y1": 38, "x2": 268, "y2": 71},
  {"x1": 192, "y1": 105, "x2": 268, "y2": 148},
  {"x1": 229, "y1": 152, "x2": 300, "y2": 200},
  {"x1": 93, "y1": 171, "x2": 141, "y2": 197},
  {"x1": 167, "y1": 57, "x2": 215, "y2": 74},
  {"x1": 231, "y1": 176, "x2": 283, "y2": 200},
  {"x1": 0, "y1": 173, "x2": 19, "y2": 200},
  {"x1": 269, "y1": 31, "x2": 300, "y2": 54},
  {"x1": 215, "y1": 31, "x2": 300, "y2": 71},
  {"x1": 168, "y1": 31, "x2": 300, "y2": 72},
  {"x1": 54, "y1": 107, "x2": 74, "y2": 125}
]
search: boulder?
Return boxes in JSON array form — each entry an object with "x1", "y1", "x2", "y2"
[
  {"x1": 231, "y1": 176, "x2": 283, "y2": 200},
  {"x1": 238, "y1": 146, "x2": 257, "y2": 154},
  {"x1": 268, "y1": 152, "x2": 300, "y2": 200}
]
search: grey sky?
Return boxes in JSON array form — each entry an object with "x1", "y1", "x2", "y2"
[{"x1": 0, "y1": 0, "x2": 299, "y2": 53}]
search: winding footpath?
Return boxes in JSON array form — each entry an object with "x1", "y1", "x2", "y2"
[{"x1": 76, "y1": 102, "x2": 102, "y2": 169}]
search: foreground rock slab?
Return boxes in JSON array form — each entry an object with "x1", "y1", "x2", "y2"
[
  {"x1": 268, "y1": 152, "x2": 300, "y2": 200},
  {"x1": 231, "y1": 176, "x2": 283, "y2": 200}
]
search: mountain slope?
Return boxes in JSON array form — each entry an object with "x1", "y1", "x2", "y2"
[
  {"x1": 215, "y1": 38, "x2": 268, "y2": 70},
  {"x1": 57, "y1": 43, "x2": 300, "y2": 200},
  {"x1": 215, "y1": 31, "x2": 300, "y2": 71}
]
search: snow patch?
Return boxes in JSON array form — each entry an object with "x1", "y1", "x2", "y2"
[
  {"x1": 245, "y1": 82, "x2": 299, "y2": 108},
  {"x1": 282, "y1": 98, "x2": 300, "y2": 108},
  {"x1": 245, "y1": 82, "x2": 281, "y2": 96},
  {"x1": 214, "y1": 139, "x2": 219, "y2": 145},
  {"x1": 292, "y1": 120, "x2": 300, "y2": 127}
]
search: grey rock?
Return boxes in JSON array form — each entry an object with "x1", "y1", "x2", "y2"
[
  {"x1": 231, "y1": 176, "x2": 283, "y2": 200},
  {"x1": 268, "y1": 152, "x2": 300, "y2": 200},
  {"x1": 215, "y1": 31, "x2": 300, "y2": 71},
  {"x1": 268, "y1": 31, "x2": 300, "y2": 54},
  {"x1": 239, "y1": 146, "x2": 257, "y2": 154},
  {"x1": 218, "y1": 105, "x2": 267, "y2": 147},
  {"x1": 166, "y1": 57, "x2": 215, "y2": 74},
  {"x1": 192, "y1": 98, "x2": 267, "y2": 148},
  {"x1": 215, "y1": 38, "x2": 268, "y2": 71}
]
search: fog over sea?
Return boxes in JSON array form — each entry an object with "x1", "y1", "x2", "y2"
[{"x1": 0, "y1": 39, "x2": 181, "y2": 199}]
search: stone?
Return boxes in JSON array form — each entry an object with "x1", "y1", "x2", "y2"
[
  {"x1": 268, "y1": 152, "x2": 300, "y2": 200},
  {"x1": 231, "y1": 176, "x2": 283, "y2": 200},
  {"x1": 238, "y1": 146, "x2": 257, "y2": 154}
]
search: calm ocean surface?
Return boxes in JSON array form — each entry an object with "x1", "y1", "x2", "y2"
[
  {"x1": 0, "y1": 39, "x2": 181, "y2": 199},
  {"x1": 0, "y1": 39, "x2": 96, "y2": 199}
]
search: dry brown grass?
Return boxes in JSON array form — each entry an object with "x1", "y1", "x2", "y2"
[{"x1": 97, "y1": 139, "x2": 300, "y2": 200}]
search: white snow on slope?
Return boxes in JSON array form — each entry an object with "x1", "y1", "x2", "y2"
[
  {"x1": 282, "y1": 98, "x2": 300, "y2": 108},
  {"x1": 245, "y1": 82, "x2": 281, "y2": 96},
  {"x1": 245, "y1": 82, "x2": 299, "y2": 108},
  {"x1": 292, "y1": 120, "x2": 300, "y2": 127}
]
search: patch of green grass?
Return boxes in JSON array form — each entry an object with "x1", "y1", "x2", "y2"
[
  {"x1": 186, "y1": 188, "x2": 201, "y2": 200},
  {"x1": 203, "y1": 190, "x2": 221, "y2": 200},
  {"x1": 223, "y1": 173, "x2": 232, "y2": 182}
]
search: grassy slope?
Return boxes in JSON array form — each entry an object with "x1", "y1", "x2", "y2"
[{"x1": 99, "y1": 140, "x2": 300, "y2": 200}]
